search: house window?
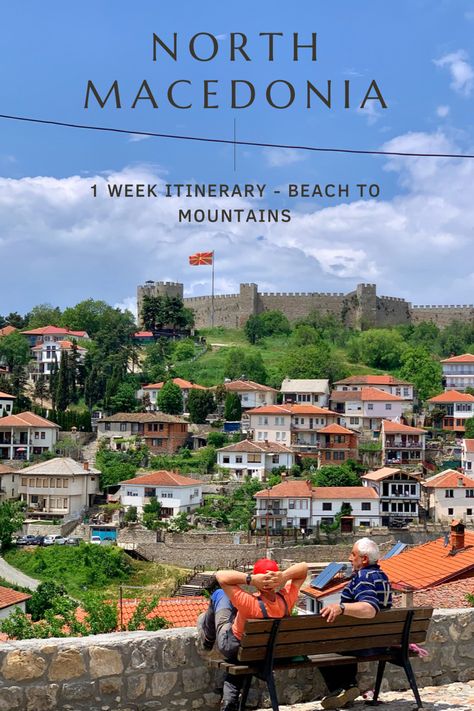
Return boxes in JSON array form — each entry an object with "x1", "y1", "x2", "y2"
[
  {"x1": 34, "y1": 432, "x2": 39, "y2": 439},
  {"x1": 385, "y1": 404, "x2": 392, "y2": 411},
  {"x1": 403, "y1": 388, "x2": 410, "y2": 396},
  {"x1": 448, "y1": 508, "x2": 454, "y2": 516},
  {"x1": 144, "y1": 487, "x2": 156, "y2": 498},
  {"x1": 281, "y1": 432, "x2": 287, "y2": 440},
  {"x1": 120, "y1": 423, "x2": 127, "y2": 432},
  {"x1": 322, "y1": 502, "x2": 332, "y2": 511},
  {"x1": 248, "y1": 454, "x2": 261, "y2": 463},
  {"x1": 126, "y1": 490, "x2": 138, "y2": 497},
  {"x1": 41, "y1": 432, "x2": 45, "y2": 439},
  {"x1": 151, "y1": 439, "x2": 164, "y2": 447},
  {"x1": 105, "y1": 423, "x2": 111, "y2": 431},
  {"x1": 466, "y1": 490, "x2": 474, "y2": 498},
  {"x1": 367, "y1": 404, "x2": 374, "y2": 410},
  {"x1": 223, "y1": 456, "x2": 230, "y2": 464},
  {"x1": 349, "y1": 417, "x2": 359, "y2": 425},
  {"x1": 289, "y1": 500, "x2": 295, "y2": 509},
  {"x1": 272, "y1": 455, "x2": 279, "y2": 464},
  {"x1": 382, "y1": 502, "x2": 389, "y2": 512},
  {"x1": 361, "y1": 502, "x2": 371, "y2": 511},
  {"x1": 467, "y1": 509, "x2": 473, "y2": 516},
  {"x1": 445, "y1": 490, "x2": 454, "y2": 498},
  {"x1": 333, "y1": 451, "x2": 345, "y2": 461},
  {"x1": 235, "y1": 456, "x2": 243, "y2": 463}
]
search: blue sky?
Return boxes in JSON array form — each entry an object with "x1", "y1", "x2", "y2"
[{"x1": 1, "y1": 1, "x2": 474, "y2": 316}]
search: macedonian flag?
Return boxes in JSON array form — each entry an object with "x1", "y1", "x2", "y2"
[{"x1": 189, "y1": 251, "x2": 213, "y2": 266}]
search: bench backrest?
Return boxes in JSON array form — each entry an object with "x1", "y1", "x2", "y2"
[{"x1": 238, "y1": 607, "x2": 433, "y2": 662}]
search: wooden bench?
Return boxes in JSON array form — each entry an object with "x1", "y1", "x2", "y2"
[{"x1": 208, "y1": 607, "x2": 433, "y2": 710}]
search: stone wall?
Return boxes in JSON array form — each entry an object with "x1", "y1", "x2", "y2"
[
  {"x1": 0, "y1": 610, "x2": 473, "y2": 710},
  {"x1": 411, "y1": 305, "x2": 474, "y2": 327}
]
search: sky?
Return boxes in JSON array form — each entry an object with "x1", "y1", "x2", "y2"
[{"x1": 1, "y1": 0, "x2": 474, "y2": 318}]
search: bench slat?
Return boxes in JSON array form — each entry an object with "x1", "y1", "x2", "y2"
[{"x1": 240, "y1": 618, "x2": 430, "y2": 648}]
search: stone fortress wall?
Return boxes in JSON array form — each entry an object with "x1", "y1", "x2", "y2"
[{"x1": 137, "y1": 281, "x2": 474, "y2": 330}]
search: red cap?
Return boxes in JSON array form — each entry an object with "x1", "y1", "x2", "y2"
[{"x1": 253, "y1": 558, "x2": 279, "y2": 575}]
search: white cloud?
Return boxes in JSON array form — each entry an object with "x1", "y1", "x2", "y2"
[
  {"x1": 263, "y1": 148, "x2": 306, "y2": 167},
  {"x1": 128, "y1": 134, "x2": 151, "y2": 143},
  {"x1": 436, "y1": 105, "x2": 450, "y2": 118},
  {"x1": 2, "y1": 131, "x2": 474, "y2": 313},
  {"x1": 434, "y1": 50, "x2": 474, "y2": 96},
  {"x1": 114, "y1": 297, "x2": 138, "y2": 318},
  {"x1": 357, "y1": 100, "x2": 381, "y2": 126}
]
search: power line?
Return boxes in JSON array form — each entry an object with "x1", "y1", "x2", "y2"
[{"x1": 1, "y1": 112, "x2": 474, "y2": 159}]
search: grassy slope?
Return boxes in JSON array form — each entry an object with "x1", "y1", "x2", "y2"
[{"x1": 4, "y1": 547, "x2": 189, "y2": 601}]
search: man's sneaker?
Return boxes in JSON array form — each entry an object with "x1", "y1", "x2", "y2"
[
  {"x1": 196, "y1": 612, "x2": 214, "y2": 654},
  {"x1": 321, "y1": 686, "x2": 360, "y2": 709}
]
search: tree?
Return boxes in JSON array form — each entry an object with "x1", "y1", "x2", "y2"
[
  {"x1": 224, "y1": 348, "x2": 268, "y2": 383},
  {"x1": 27, "y1": 581, "x2": 67, "y2": 621},
  {"x1": 245, "y1": 311, "x2": 291, "y2": 344},
  {"x1": 207, "y1": 431, "x2": 229, "y2": 448},
  {"x1": 225, "y1": 392, "x2": 242, "y2": 421},
  {"x1": 26, "y1": 304, "x2": 62, "y2": 329},
  {"x1": 0, "y1": 331, "x2": 31, "y2": 372},
  {"x1": 142, "y1": 497, "x2": 162, "y2": 530},
  {"x1": 157, "y1": 381, "x2": 183, "y2": 414},
  {"x1": 124, "y1": 506, "x2": 138, "y2": 523},
  {"x1": 55, "y1": 351, "x2": 71, "y2": 412},
  {"x1": 398, "y1": 346, "x2": 443, "y2": 402},
  {"x1": 141, "y1": 295, "x2": 194, "y2": 331},
  {"x1": 310, "y1": 465, "x2": 360, "y2": 488},
  {"x1": 187, "y1": 389, "x2": 215, "y2": 423},
  {"x1": 348, "y1": 329, "x2": 405, "y2": 370},
  {"x1": 109, "y1": 383, "x2": 139, "y2": 413},
  {"x1": 0, "y1": 501, "x2": 25, "y2": 550},
  {"x1": 3, "y1": 312, "x2": 27, "y2": 329},
  {"x1": 465, "y1": 418, "x2": 474, "y2": 439},
  {"x1": 34, "y1": 374, "x2": 48, "y2": 407},
  {"x1": 280, "y1": 343, "x2": 348, "y2": 381}
]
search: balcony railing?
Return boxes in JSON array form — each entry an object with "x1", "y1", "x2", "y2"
[
  {"x1": 256, "y1": 508, "x2": 287, "y2": 516},
  {"x1": 385, "y1": 440, "x2": 423, "y2": 448}
]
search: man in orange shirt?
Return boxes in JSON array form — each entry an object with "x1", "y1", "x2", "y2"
[{"x1": 197, "y1": 558, "x2": 307, "y2": 711}]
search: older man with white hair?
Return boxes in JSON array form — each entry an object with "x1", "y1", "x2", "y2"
[{"x1": 319, "y1": 537, "x2": 392, "y2": 710}]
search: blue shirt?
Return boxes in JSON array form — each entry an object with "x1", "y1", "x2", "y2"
[{"x1": 341, "y1": 564, "x2": 392, "y2": 612}]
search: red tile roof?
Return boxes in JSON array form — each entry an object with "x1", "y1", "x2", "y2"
[
  {"x1": 393, "y1": 578, "x2": 474, "y2": 609},
  {"x1": 360, "y1": 387, "x2": 404, "y2": 402},
  {"x1": 254, "y1": 480, "x2": 313, "y2": 498},
  {"x1": 313, "y1": 486, "x2": 379, "y2": 499},
  {"x1": 428, "y1": 390, "x2": 474, "y2": 403},
  {"x1": 382, "y1": 420, "x2": 426, "y2": 434},
  {"x1": 0, "y1": 586, "x2": 31, "y2": 610},
  {"x1": 464, "y1": 439, "x2": 474, "y2": 453},
  {"x1": 224, "y1": 380, "x2": 277, "y2": 393},
  {"x1": 77, "y1": 596, "x2": 209, "y2": 630},
  {"x1": 379, "y1": 531, "x2": 474, "y2": 590},
  {"x1": 423, "y1": 470, "x2": 474, "y2": 489},
  {"x1": 330, "y1": 390, "x2": 362, "y2": 402},
  {"x1": 0, "y1": 412, "x2": 59, "y2": 428},
  {"x1": 143, "y1": 378, "x2": 206, "y2": 390},
  {"x1": 318, "y1": 424, "x2": 355, "y2": 435},
  {"x1": 120, "y1": 470, "x2": 202, "y2": 487},
  {"x1": 0, "y1": 391, "x2": 15, "y2": 399},
  {"x1": 218, "y1": 440, "x2": 293, "y2": 454},
  {"x1": 362, "y1": 466, "x2": 403, "y2": 482},
  {"x1": 134, "y1": 331, "x2": 154, "y2": 338},
  {"x1": 0, "y1": 464, "x2": 16, "y2": 475},
  {"x1": 0, "y1": 325, "x2": 17, "y2": 337},
  {"x1": 441, "y1": 354, "x2": 474, "y2": 364},
  {"x1": 22, "y1": 325, "x2": 88, "y2": 337},
  {"x1": 335, "y1": 375, "x2": 411, "y2": 386},
  {"x1": 301, "y1": 580, "x2": 347, "y2": 600},
  {"x1": 247, "y1": 404, "x2": 337, "y2": 416}
]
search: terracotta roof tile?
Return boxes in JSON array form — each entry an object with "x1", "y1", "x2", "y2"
[
  {"x1": 0, "y1": 391, "x2": 15, "y2": 399},
  {"x1": 120, "y1": 470, "x2": 202, "y2": 487},
  {"x1": 312, "y1": 486, "x2": 379, "y2": 499},
  {"x1": 0, "y1": 325, "x2": 17, "y2": 337},
  {"x1": 428, "y1": 390, "x2": 474, "y2": 403},
  {"x1": 247, "y1": 404, "x2": 337, "y2": 416},
  {"x1": 76, "y1": 596, "x2": 209, "y2": 630},
  {"x1": 134, "y1": 331, "x2": 154, "y2": 337},
  {"x1": 254, "y1": 480, "x2": 313, "y2": 498},
  {"x1": 22, "y1": 325, "x2": 88, "y2": 337},
  {"x1": 423, "y1": 470, "x2": 474, "y2": 489},
  {"x1": 0, "y1": 586, "x2": 31, "y2": 610},
  {"x1": 330, "y1": 390, "x2": 362, "y2": 402},
  {"x1": 382, "y1": 420, "x2": 426, "y2": 434},
  {"x1": 362, "y1": 467, "x2": 403, "y2": 482},
  {"x1": 0, "y1": 464, "x2": 15, "y2": 475},
  {"x1": 317, "y1": 424, "x2": 355, "y2": 435},
  {"x1": 0, "y1": 411, "x2": 59, "y2": 428},
  {"x1": 101, "y1": 412, "x2": 187, "y2": 424},
  {"x1": 380, "y1": 531, "x2": 474, "y2": 589},
  {"x1": 218, "y1": 440, "x2": 293, "y2": 454},
  {"x1": 393, "y1": 578, "x2": 474, "y2": 608},
  {"x1": 360, "y1": 387, "x2": 404, "y2": 402},
  {"x1": 334, "y1": 375, "x2": 412, "y2": 386},
  {"x1": 224, "y1": 380, "x2": 277, "y2": 393},
  {"x1": 464, "y1": 439, "x2": 474, "y2": 453},
  {"x1": 143, "y1": 378, "x2": 206, "y2": 391},
  {"x1": 301, "y1": 580, "x2": 347, "y2": 600},
  {"x1": 441, "y1": 354, "x2": 474, "y2": 364}
]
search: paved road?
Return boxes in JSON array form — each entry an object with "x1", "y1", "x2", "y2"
[
  {"x1": 0, "y1": 555, "x2": 39, "y2": 590},
  {"x1": 254, "y1": 681, "x2": 474, "y2": 711}
]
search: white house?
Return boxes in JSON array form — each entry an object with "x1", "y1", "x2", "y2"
[
  {"x1": 333, "y1": 375, "x2": 414, "y2": 402},
  {"x1": 0, "y1": 412, "x2": 60, "y2": 462},
  {"x1": 312, "y1": 486, "x2": 380, "y2": 528},
  {"x1": 18, "y1": 458, "x2": 101, "y2": 519},
  {"x1": 330, "y1": 387, "x2": 407, "y2": 433},
  {"x1": 119, "y1": 470, "x2": 203, "y2": 517},
  {"x1": 247, "y1": 404, "x2": 339, "y2": 448},
  {"x1": 441, "y1": 353, "x2": 474, "y2": 392},
  {"x1": 254, "y1": 480, "x2": 380, "y2": 531},
  {"x1": 223, "y1": 379, "x2": 278, "y2": 410},
  {"x1": 217, "y1": 440, "x2": 294, "y2": 481},
  {"x1": 0, "y1": 463, "x2": 19, "y2": 501},
  {"x1": 30, "y1": 339, "x2": 87, "y2": 380},
  {"x1": 0, "y1": 391, "x2": 14, "y2": 418},
  {"x1": 381, "y1": 420, "x2": 426, "y2": 467},
  {"x1": 423, "y1": 469, "x2": 474, "y2": 523},
  {"x1": 21, "y1": 325, "x2": 90, "y2": 348},
  {"x1": 0, "y1": 586, "x2": 31, "y2": 621},
  {"x1": 280, "y1": 379, "x2": 330, "y2": 408},
  {"x1": 427, "y1": 390, "x2": 474, "y2": 434},
  {"x1": 142, "y1": 378, "x2": 207, "y2": 411},
  {"x1": 361, "y1": 466, "x2": 421, "y2": 526},
  {"x1": 462, "y1": 439, "x2": 474, "y2": 474}
]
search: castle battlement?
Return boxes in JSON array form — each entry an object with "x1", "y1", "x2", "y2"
[{"x1": 413, "y1": 304, "x2": 474, "y2": 309}]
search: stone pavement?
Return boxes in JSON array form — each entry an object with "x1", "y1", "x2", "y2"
[{"x1": 254, "y1": 680, "x2": 474, "y2": 711}]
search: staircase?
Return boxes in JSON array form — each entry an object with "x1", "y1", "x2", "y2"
[
  {"x1": 81, "y1": 436, "x2": 99, "y2": 467},
  {"x1": 174, "y1": 570, "x2": 217, "y2": 597}
]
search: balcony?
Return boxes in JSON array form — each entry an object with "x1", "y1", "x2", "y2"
[
  {"x1": 385, "y1": 439, "x2": 423, "y2": 449},
  {"x1": 256, "y1": 508, "x2": 287, "y2": 516}
]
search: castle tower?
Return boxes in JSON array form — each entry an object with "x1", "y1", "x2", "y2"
[
  {"x1": 238, "y1": 283, "x2": 259, "y2": 326},
  {"x1": 137, "y1": 281, "x2": 184, "y2": 327},
  {"x1": 356, "y1": 283, "x2": 377, "y2": 330}
]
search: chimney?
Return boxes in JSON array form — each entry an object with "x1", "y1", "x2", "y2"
[
  {"x1": 450, "y1": 519, "x2": 465, "y2": 553},
  {"x1": 83, "y1": 461, "x2": 89, "y2": 471}
]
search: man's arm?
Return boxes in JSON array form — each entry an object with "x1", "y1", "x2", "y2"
[
  {"x1": 265, "y1": 562, "x2": 308, "y2": 591},
  {"x1": 321, "y1": 600, "x2": 376, "y2": 623},
  {"x1": 215, "y1": 569, "x2": 271, "y2": 599}
]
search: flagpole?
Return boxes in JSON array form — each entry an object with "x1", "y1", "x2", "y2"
[{"x1": 211, "y1": 252, "x2": 215, "y2": 328}]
